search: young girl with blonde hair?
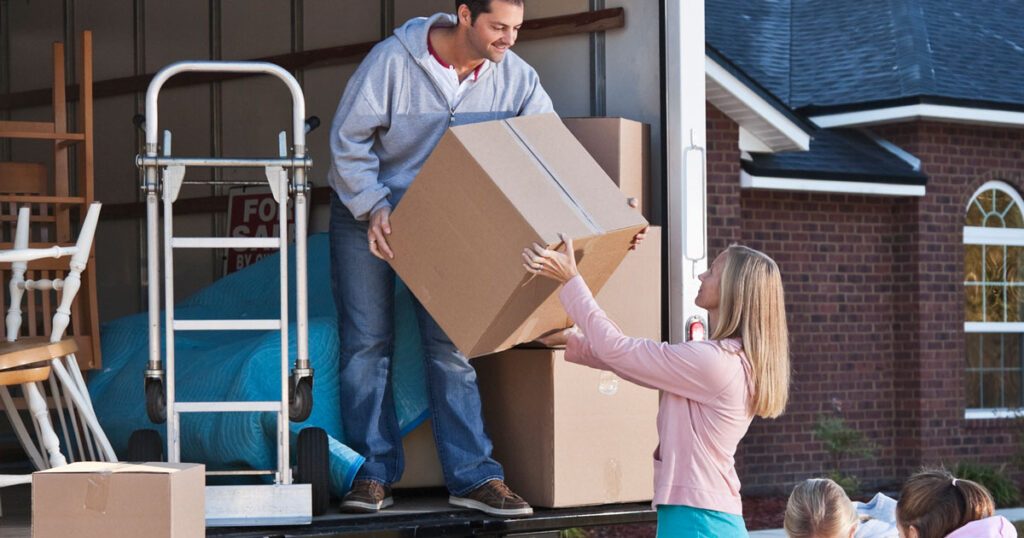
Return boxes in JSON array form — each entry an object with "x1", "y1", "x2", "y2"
[
  {"x1": 784, "y1": 478, "x2": 859, "y2": 538},
  {"x1": 525, "y1": 239, "x2": 790, "y2": 537}
]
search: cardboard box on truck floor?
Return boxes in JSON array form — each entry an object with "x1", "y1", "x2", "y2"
[
  {"x1": 473, "y1": 348, "x2": 658, "y2": 508},
  {"x1": 562, "y1": 117, "x2": 651, "y2": 220},
  {"x1": 388, "y1": 113, "x2": 648, "y2": 358},
  {"x1": 32, "y1": 462, "x2": 205, "y2": 538}
]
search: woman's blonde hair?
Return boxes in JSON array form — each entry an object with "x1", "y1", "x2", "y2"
[
  {"x1": 710, "y1": 244, "x2": 790, "y2": 418},
  {"x1": 896, "y1": 469, "x2": 995, "y2": 538},
  {"x1": 784, "y1": 478, "x2": 858, "y2": 538}
]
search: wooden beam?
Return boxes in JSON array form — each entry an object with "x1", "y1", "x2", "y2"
[{"x1": 0, "y1": 8, "x2": 625, "y2": 111}]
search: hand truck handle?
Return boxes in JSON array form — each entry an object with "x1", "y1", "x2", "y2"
[{"x1": 143, "y1": 61, "x2": 307, "y2": 157}]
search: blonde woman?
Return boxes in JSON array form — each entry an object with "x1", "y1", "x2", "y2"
[
  {"x1": 524, "y1": 238, "x2": 790, "y2": 537},
  {"x1": 784, "y1": 478, "x2": 858, "y2": 538},
  {"x1": 896, "y1": 469, "x2": 1015, "y2": 538}
]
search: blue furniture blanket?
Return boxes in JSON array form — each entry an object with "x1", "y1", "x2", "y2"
[{"x1": 88, "y1": 233, "x2": 430, "y2": 496}]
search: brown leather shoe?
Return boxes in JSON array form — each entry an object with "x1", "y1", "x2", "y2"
[
  {"x1": 449, "y1": 479, "x2": 533, "y2": 518},
  {"x1": 340, "y1": 480, "x2": 393, "y2": 513}
]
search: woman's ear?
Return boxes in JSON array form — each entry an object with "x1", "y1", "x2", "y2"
[
  {"x1": 907, "y1": 525, "x2": 919, "y2": 538},
  {"x1": 848, "y1": 522, "x2": 857, "y2": 538}
]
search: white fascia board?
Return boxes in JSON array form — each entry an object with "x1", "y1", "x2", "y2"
[
  {"x1": 705, "y1": 57, "x2": 811, "y2": 152},
  {"x1": 740, "y1": 170, "x2": 926, "y2": 196},
  {"x1": 811, "y1": 104, "x2": 1024, "y2": 128}
]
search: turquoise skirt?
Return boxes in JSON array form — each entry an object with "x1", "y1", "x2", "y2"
[{"x1": 656, "y1": 504, "x2": 748, "y2": 537}]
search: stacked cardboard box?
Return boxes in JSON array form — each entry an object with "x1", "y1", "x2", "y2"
[
  {"x1": 562, "y1": 117, "x2": 651, "y2": 221},
  {"x1": 391, "y1": 117, "x2": 661, "y2": 506},
  {"x1": 474, "y1": 348, "x2": 659, "y2": 507}
]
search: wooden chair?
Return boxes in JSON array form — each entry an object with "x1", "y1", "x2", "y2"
[
  {"x1": 0, "y1": 203, "x2": 115, "y2": 495},
  {"x1": 0, "y1": 30, "x2": 101, "y2": 371}
]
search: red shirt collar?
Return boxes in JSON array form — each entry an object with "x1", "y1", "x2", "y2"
[{"x1": 427, "y1": 30, "x2": 483, "y2": 82}]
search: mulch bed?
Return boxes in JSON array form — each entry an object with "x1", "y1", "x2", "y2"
[{"x1": 742, "y1": 495, "x2": 789, "y2": 530}]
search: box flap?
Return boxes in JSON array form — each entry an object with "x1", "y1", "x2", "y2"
[
  {"x1": 35, "y1": 462, "x2": 202, "y2": 474},
  {"x1": 499, "y1": 114, "x2": 646, "y2": 234}
]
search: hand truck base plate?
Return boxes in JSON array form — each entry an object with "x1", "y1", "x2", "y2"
[{"x1": 206, "y1": 484, "x2": 312, "y2": 527}]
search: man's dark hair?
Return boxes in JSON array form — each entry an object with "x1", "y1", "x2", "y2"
[{"x1": 456, "y1": 0, "x2": 524, "y2": 25}]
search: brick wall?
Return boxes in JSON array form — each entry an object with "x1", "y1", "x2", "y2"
[
  {"x1": 707, "y1": 106, "x2": 1024, "y2": 494},
  {"x1": 875, "y1": 122, "x2": 1024, "y2": 474}
]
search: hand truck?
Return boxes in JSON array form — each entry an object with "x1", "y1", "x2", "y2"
[{"x1": 134, "y1": 61, "x2": 328, "y2": 526}]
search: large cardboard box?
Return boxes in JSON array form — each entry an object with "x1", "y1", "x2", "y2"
[
  {"x1": 32, "y1": 462, "x2": 205, "y2": 538},
  {"x1": 562, "y1": 117, "x2": 651, "y2": 220},
  {"x1": 389, "y1": 113, "x2": 648, "y2": 358},
  {"x1": 473, "y1": 348, "x2": 658, "y2": 507},
  {"x1": 595, "y1": 226, "x2": 662, "y2": 342}
]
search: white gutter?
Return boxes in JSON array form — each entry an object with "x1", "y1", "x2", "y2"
[
  {"x1": 811, "y1": 103, "x2": 1024, "y2": 129},
  {"x1": 665, "y1": 0, "x2": 707, "y2": 343},
  {"x1": 739, "y1": 170, "x2": 926, "y2": 197},
  {"x1": 705, "y1": 57, "x2": 811, "y2": 152}
]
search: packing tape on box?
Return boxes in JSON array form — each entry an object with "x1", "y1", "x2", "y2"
[
  {"x1": 85, "y1": 475, "x2": 109, "y2": 513},
  {"x1": 604, "y1": 458, "x2": 622, "y2": 500},
  {"x1": 502, "y1": 120, "x2": 602, "y2": 235}
]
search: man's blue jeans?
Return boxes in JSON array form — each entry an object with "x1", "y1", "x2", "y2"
[{"x1": 329, "y1": 194, "x2": 503, "y2": 496}]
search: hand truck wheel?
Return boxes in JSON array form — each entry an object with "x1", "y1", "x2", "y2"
[
  {"x1": 288, "y1": 375, "x2": 313, "y2": 422},
  {"x1": 127, "y1": 428, "x2": 164, "y2": 461},
  {"x1": 295, "y1": 427, "x2": 330, "y2": 516},
  {"x1": 145, "y1": 377, "x2": 167, "y2": 424}
]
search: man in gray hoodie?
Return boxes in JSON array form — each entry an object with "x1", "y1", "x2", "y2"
[{"x1": 327, "y1": 0, "x2": 552, "y2": 518}]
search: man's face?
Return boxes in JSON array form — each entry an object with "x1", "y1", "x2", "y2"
[{"x1": 461, "y1": 1, "x2": 524, "y2": 63}]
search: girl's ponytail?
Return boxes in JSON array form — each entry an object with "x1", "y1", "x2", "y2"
[{"x1": 897, "y1": 469, "x2": 995, "y2": 538}]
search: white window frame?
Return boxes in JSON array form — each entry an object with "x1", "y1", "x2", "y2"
[{"x1": 964, "y1": 180, "x2": 1024, "y2": 419}]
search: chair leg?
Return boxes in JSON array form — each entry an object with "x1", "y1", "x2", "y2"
[
  {"x1": 23, "y1": 382, "x2": 66, "y2": 468},
  {"x1": 63, "y1": 354, "x2": 100, "y2": 460},
  {"x1": 46, "y1": 373, "x2": 78, "y2": 463},
  {"x1": 49, "y1": 359, "x2": 116, "y2": 461},
  {"x1": 0, "y1": 387, "x2": 45, "y2": 470}
]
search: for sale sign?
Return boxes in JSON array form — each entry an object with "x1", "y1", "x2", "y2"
[{"x1": 225, "y1": 189, "x2": 296, "y2": 274}]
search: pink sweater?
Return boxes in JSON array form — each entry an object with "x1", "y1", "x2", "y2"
[
  {"x1": 945, "y1": 516, "x2": 1017, "y2": 537},
  {"x1": 559, "y1": 275, "x2": 754, "y2": 515}
]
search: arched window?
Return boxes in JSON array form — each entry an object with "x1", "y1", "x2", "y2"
[{"x1": 964, "y1": 181, "x2": 1024, "y2": 418}]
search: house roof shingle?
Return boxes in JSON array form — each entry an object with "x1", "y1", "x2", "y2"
[{"x1": 706, "y1": 0, "x2": 1024, "y2": 114}]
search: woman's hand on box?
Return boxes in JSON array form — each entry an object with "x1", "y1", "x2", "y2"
[
  {"x1": 630, "y1": 225, "x2": 649, "y2": 250},
  {"x1": 626, "y1": 198, "x2": 648, "y2": 251},
  {"x1": 532, "y1": 326, "x2": 578, "y2": 348},
  {"x1": 522, "y1": 232, "x2": 578, "y2": 283}
]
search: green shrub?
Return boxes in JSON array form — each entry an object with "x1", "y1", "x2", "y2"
[
  {"x1": 813, "y1": 409, "x2": 878, "y2": 496},
  {"x1": 952, "y1": 461, "x2": 1022, "y2": 508},
  {"x1": 826, "y1": 469, "x2": 862, "y2": 498},
  {"x1": 814, "y1": 412, "x2": 879, "y2": 467}
]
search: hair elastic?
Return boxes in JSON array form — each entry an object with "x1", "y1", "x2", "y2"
[{"x1": 952, "y1": 478, "x2": 959, "y2": 487}]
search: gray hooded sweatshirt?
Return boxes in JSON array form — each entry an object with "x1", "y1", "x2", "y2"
[{"x1": 327, "y1": 12, "x2": 555, "y2": 221}]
